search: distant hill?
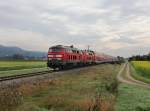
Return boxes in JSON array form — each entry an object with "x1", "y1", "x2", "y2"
[{"x1": 0, "y1": 45, "x2": 47, "y2": 59}]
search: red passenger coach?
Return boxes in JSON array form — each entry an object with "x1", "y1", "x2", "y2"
[{"x1": 47, "y1": 45, "x2": 120, "y2": 70}]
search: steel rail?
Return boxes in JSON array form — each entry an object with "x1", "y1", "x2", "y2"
[{"x1": 0, "y1": 70, "x2": 53, "y2": 82}]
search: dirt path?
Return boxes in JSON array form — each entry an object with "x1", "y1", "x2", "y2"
[{"x1": 117, "y1": 62, "x2": 150, "y2": 89}]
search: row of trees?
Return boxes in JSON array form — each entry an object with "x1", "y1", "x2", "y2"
[{"x1": 129, "y1": 53, "x2": 150, "y2": 61}]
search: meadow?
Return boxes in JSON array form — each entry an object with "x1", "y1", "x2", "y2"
[
  {"x1": 0, "y1": 64, "x2": 121, "y2": 111},
  {"x1": 0, "y1": 61, "x2": 47, "y2": 71},
  {"x1": 0, "y1": 61, "x2": 47, "y2": 77},
  {"x1": 131, "y1": 61, "x2": 150, "y2": 83},
  {"x1": 116, "y1": 83, "x2": 150, "y2": 111},
  {"x1": 116, "y1": 62, "x2": 150, "y2": 111}
]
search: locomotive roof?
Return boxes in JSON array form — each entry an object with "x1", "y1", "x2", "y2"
[
  {"x1": 50, "y1": 45, "x2": 80, "y2": 51},
  {"x1": 50, "y1": 45, "x2": 116, "y2": 57}
]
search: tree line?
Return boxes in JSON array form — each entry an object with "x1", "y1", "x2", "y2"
[
  {"x1": 129, "y1": 53, "x2": 150, "y2": 61},
  {"x1": 0, "y1": 54, "x2": 46, "y2": 60}
]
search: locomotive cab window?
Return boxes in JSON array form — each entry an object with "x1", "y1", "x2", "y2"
[{"x1": 49, "y1": 48, "x2": 62, "y2": 52}]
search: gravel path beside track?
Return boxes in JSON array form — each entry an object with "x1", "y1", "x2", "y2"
[{"x1": 117, "y1": 62, "x2": 150, "y2": 89}]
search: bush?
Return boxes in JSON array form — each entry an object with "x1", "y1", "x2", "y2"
[
  {"x1": 136, "y1": 106, "x2": 150, "y2": 111},
  {"x1": 0, "y1": 83, "x2": 23, "y2": 111}
]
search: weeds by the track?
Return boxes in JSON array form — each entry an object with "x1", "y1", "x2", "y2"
[
  {"x1": 0, "y1": 64, "x2": 121, "y2": 111},
  {"x1": 0, "y1": 83, "x2": 23, "y2": 111}
]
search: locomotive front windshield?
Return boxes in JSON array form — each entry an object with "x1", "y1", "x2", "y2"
[{"x1": 49, "y1": 47, "x2": 62, "y2": 52}]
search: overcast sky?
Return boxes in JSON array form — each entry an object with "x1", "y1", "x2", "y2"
[{"x1": 0, "y1": 0, "x2": 150, "y2": 57}]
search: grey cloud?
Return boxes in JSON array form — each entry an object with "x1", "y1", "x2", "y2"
[{"x1": 0, "y1": 0, "x2": 150, "y2": 57}]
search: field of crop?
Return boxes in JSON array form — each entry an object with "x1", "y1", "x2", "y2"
[
  {"x1": 131, "y1": 61, "x2": 150, "y2": 83},
  {"x1": 0, "y1": 64, "x2": 121, "y2": 111},
  {"x1": 0, "y1": 61, "x2": 47, "y2": 77},
  {"x1": 0, "y1": 61, "x2": 47, "y2": 71}
]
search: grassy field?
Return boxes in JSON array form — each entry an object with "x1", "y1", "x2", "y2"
[
  {"x1": 0, "y1": 64, "x2": 121, "y2": 111},
  {"x1": 131, "y1": 61, "x2": 150, "y2": 83},
  {"x1": 116, "y1": 83, "x2": 150, "y2": 111},
  {"x1": 0, "y1": 61, "x2": 47, "y2": 77},
  {"x1": 0, "y1": 61, "x2": 47, "y2": 71}
]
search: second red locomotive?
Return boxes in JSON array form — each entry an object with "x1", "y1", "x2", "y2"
[{"x1": 47, "y1": 45, "x2": 118, "y2": 70}]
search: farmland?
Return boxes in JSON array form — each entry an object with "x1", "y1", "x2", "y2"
[
  {"x1": 0, "y1": 61, "x2": 47, "y2": 77},
  {"x1": 131, "y1": 61, "x2": 150, "y2": 83},
  {"x1": 116, "y1": 62, "x2": 150, "y2": 111},
  {"x1": 0, "y1": 61, "x2": 47, "y2": 71},
  {"x1": 0, "y1": 64, "x2": 121, "y2": 111},
  {"x1": 116, "y1": 83, "x2": 150, "y2": 111},
  {"x1": 0, "y1": 61, "x2": 150, "y2": 111}
]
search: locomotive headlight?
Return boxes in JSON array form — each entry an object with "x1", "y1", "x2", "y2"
[
  {"x1": 57, "y1": 58, "x2": 62, "y2": 60},
  {"x1": 48, "y1": 58, "x2": 52, "y2": 60},
  {"x1": 56, "y1": 55, "x2": 63, "y2": 57},
  {"x1": 48, "y1": 55, "x2": 53, "y2": 57}
]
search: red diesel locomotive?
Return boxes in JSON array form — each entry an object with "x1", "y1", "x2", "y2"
[{"x1": 47, "y1": 45, "x2": 118, "y2": 70}]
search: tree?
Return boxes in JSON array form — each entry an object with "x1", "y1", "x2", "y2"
[{"x1": 12, "y1": 54, "x2": 24, "y2": 60}]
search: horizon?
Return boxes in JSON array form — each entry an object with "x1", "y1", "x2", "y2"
[
  {"x1": 0, "y1": 44, "x2": 149, "y2": 58},
  {"x1": 0, "y1": 0, "x2": 150, "y2": 57}
]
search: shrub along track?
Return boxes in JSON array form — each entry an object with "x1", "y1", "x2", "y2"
[{"x1": 117, "y1": 62, "x2": 150, "y2": 89}]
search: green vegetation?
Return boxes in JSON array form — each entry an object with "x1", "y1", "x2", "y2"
[
  {"x1": 0, "y1": 61, "x2": 47, "y2": 71},
  {"x1": 116, "y1": 83, "x2": 150, "y2": 111},
  {"x1": 0, "y1": 64, "x2": 121, "y2": 111},
  {"x1": 0, "y1": 61, "x2": 47, "y2": 77},
  {"x1": 0, "y1": 67, "x2": 48, "y2": 77},
  {"x1": 131, "y1": 61, "x2": 150, "y2": 83}
]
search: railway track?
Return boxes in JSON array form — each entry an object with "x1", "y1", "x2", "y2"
[
  {"x1": 0, "y1": 64, "x2": 113, "y2": 82},
  {"x1": 0, "y1": 70, "x2": 53, "y2": 82},
  {"x1": 0, "y1": 66, "x2": 95, "y2": 82}
]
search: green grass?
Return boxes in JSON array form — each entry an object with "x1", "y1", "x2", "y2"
[
  {"x1": 0, "y1": 67, "x2": 48, "y2": 77},
  {"x1": 0, "y1": 61, "x2": 47, "y2": 77},
  {"x1": 15, "y1": 64, "x2": 120, "y2": 111},
  {"x1": 116, "y1": 83, "x2": 150, "y2": 111},
  {"x1": 0, "y1": 61, "x2": 47, "y2": 71},
  {"x1": 131, "y1": 61, "x2": 150, "y2": 83}
]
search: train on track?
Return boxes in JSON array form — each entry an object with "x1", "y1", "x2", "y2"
[{"x1": 47, "y1": 45, "x2": 123, "y2": 70}]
